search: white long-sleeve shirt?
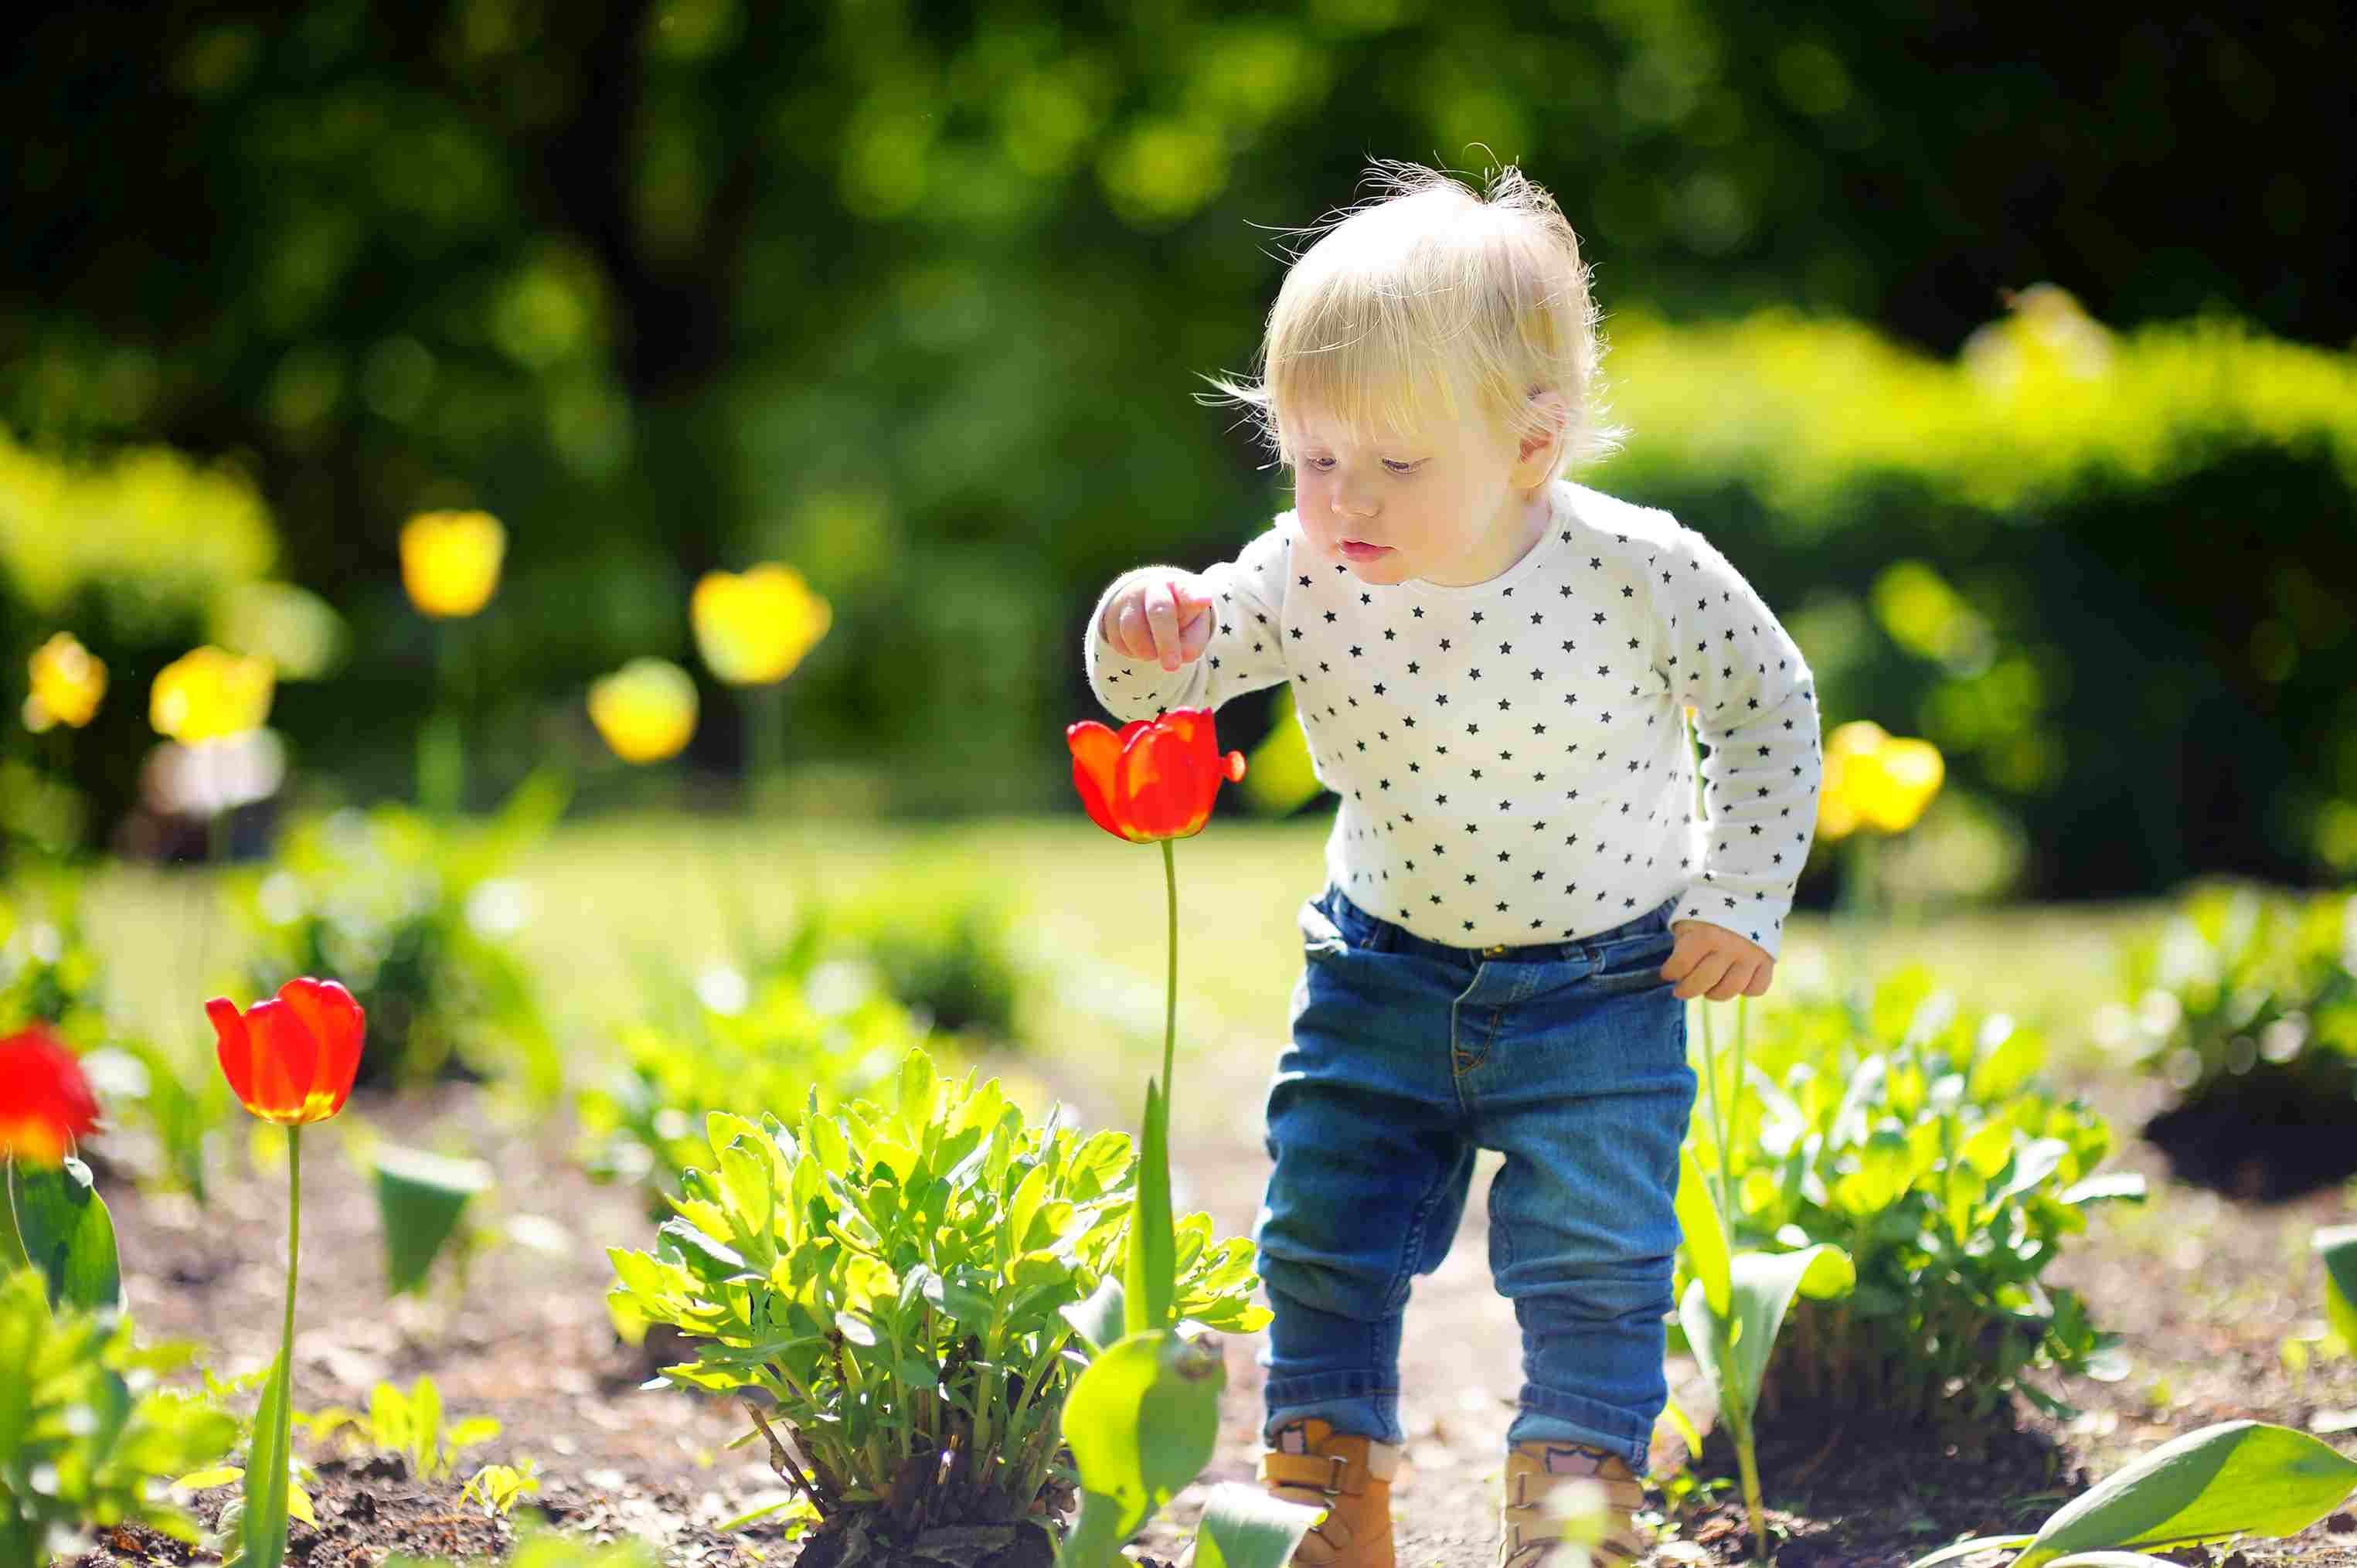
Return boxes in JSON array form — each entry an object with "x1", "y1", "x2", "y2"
[{"x1": 1081, "y1": 478, "x2": 1824, "y2": 961}]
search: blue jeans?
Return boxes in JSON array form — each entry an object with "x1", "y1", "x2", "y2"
[{"x1": 1251, "y1": 882, "x2": 1696, "y2": 1474}]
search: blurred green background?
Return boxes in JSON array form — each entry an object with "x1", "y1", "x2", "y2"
[{"x1": 4, "y1": 0, "x2": 2352, "y2": 909}]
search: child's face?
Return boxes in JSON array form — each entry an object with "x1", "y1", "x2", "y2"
[{"x1": 1286, "y1": 403, "x2": 1544, "y2": 589}]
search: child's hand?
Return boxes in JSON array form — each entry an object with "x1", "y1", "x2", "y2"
[
  {"x1": 1662, "y1": 920, "x2": 1774, "y2": 1002},
  {"x1": 1100, "y1": 573, "x2": 1216, "y2": 672}
]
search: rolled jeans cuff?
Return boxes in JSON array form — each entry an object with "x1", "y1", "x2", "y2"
[
  {"x1": 1262, "y1": 1369, "x2": 1404, "y2": 1447},
  {"x1": 1511, "y1": 1383, "x2": 1654, "y2": 1474}
]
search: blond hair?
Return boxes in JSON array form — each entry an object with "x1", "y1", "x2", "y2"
[{"x1": 1198, "y1": 158, "x2": 1627, "y2": 479}]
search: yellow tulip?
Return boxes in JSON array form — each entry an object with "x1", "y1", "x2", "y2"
[
  {"x1": 1854, "y1": 736, "x2": 1944, "y2": 833},
  {"x1": 1818, "y1": 719, "x2": 1945, "y2": 838},
  {"x1": 25, "y1": 632, "x2": 107, "y2": 732},
  {"x1": 690, "y1": 564, "x2": 832, "y2": 685},
  {"x1": 400, "y1": 510, "x2": 506, "y2": 618},
  {"x1": 588, "y1": 658, "x2": 698, "y2": 764},
  {"x1": 151, "y1": 646, "x2": 275, "y2": 743}
]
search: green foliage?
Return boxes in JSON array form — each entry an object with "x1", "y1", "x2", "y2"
[
  {"x1": 607, "y1": 1047, "x2": 1267, "y2": 1539},
  {"x1": 235, "y1": 774, "x2": 566, "y2": 1097},
  {"x1": 1601, "y1": 300, "x2": 2357, "y2": 890},
  {"x1": 576, "y1": 937, "x2": 939, "y2": 1205},
  {"x1": 0, "y1": 1265, "x2": 240, "y2": 1565},
  {"x1": 0, "y1": 431, "x2": 275, "y2": 625},
  {"x1": 1672, "y1": 968, "x2": 2144, "y2": 1437},
  {"x1": 800, "y1": 887, "x2": 1035, "y2": 1042},
  {"x1": 461, "y1": 1458, "x2": 541, "y2": 1519},
  {"x1": 299, "y1": 1375, "x2": 502, "y2": 1482},
  {"x1": 578, "y1": 883, "x2": 1035, "y2": 1205},
  {"x1": 2110, "y1": 879, "x2": 2357, "y2": 1105},
  {"x1": 1903, "y1": 1419, "x2": 2357, "y2": 1568},
  {"x1": 0, "y1": 869, "x2": 106, "y2": 1030},
  {"x1": 0, "y1": 866, "x2": 224, "y2": 1200},
  {"x1": 5, "y1": 1155, "x2": 122, "y2": 1313}
]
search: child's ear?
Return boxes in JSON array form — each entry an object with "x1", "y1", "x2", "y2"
[{"x1": 1512, "y1": 390, "x2": 1570, "y2": 483}]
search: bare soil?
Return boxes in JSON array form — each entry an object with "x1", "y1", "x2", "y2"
[{"x1": 61, "y1": 1047, "x2": 2357, "y2": 1568}]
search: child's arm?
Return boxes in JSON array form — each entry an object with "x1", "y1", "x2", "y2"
[
  {"x1": 1082, "y1": 518, "x2": 1297, "y2": 723},
  {"x1": 1646, "y1": 519, "x2": 1824, "y2": 964}
]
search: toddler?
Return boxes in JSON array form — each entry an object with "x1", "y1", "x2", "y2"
[{"x1": 1079, "y1": 161, "x2": 1823, "y2": 1568}]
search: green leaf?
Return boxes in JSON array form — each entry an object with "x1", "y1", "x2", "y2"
[
  {"x1": 7, "y1": 1156, "x2": 121, "y2": 1312},
  {"x1": 372, "y1": 1145, "x2": 491, "y2": 1298},
  {"x1": 1680, "y1": 1245, "x2": 1855, "y2": 1433},
  {"x1": 2014, "y1": 1420, "x2": 2357, "y2": 1566},
  {"x1": 1061, "y1": 1329, "x2": 1223, "y2": 1536},
  {"x1": 1193, "y1": 1480, "x2": 1327, "y2": 1568},
  {"x1": 1056, "y1": 1487, "x2": 1140, "y2": 1568},
  {"x1": 1901, "y1": 1536, "x2": 2037, "y2": 1568},
  {"x1": 2315, "y1": 1225, "x2": 2357, "y2": 1352},
  {"x1": 1675, "y1": 1145, "x2": 1729, "y2": 1318},
  {"x1": 242, "y1": 1346, "x2": 293, "y2": 1568},
  {"x1": 2044, "y1": 1555, "x2": 2212, "y2": 1567},
  {"x1": 1122, "y1": 1079, "x2": 1175, "y2": 1338},
  {"x1": 1062, "y1": 1276, "x2": 1126, "y2": 1355}
]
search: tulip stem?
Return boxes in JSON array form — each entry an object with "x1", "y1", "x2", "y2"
[
  {"x1": 1161, "y1": 838, "x2": 1178, "y2": 1104},
  {"x1": 2, "y1": 1161, "x2": 29, "y2": 1273},
  {"x1": 281, "y1": 1121, "x2": 301, "y2": 1430}
]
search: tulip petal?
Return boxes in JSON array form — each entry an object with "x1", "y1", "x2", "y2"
[
  {"x1": 1120, "y1": 720, "x2": 1209, "y2": 840},
  {"x1": 241, "y1": 998, "x2": 321, "y2": 1124},
  {"x1": 1066, "y1": 721, "x2": 1133, "y2": 841},
  {"x1": 0, "y1": 1026, "x2": 100, "y2": 1164},
  {"x1": 207, "y1": 998, "x2": 257, "y2": 1113},
  {"x1": 277, "y1": 978, "x2": 365, "y2": 1121}
]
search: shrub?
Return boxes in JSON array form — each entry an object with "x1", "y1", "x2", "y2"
[
  {"x1": 606, "y1": 1047, "x2": 1267, "y2": 1564},
  {"x1": 1596, "y1": 300, "x2": 2357, "y2": 893},
  {"x1": 0, "y1": 1264, "x2": 239, "y2": 1563},
  {"x1": 2110, "y1": 879, "x2": 2357, "y2": 1102},
  {"x1": 234, "y1": 774, "x2": 565, "y2": 1096},
  {"x1": 800, "y1": 886, "x2": 1033, "y2": 1042},
  {"x1": 576, "y1": 949, "x2": 936, "y2": 1206},
  {"x1": 1672, "y1": 968, "x2": 2143, "y2": 1443}
]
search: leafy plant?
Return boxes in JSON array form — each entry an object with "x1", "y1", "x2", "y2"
[
  {"x1": 2111, "y1": 880, "x2": 2357, "y2": 1105},
  {"x1": 171, "y1": 1362, "x2": 322, "y2": 1536},
  {"x1": 234, "y1": 774, "x2": 565, "y2": 1097},
  {"x1": 607, "y1": 1046, "x2": 1267, "y2": 1568},
  {"x1": 801, "y1": 886, "x2": 1035, "y2": 1041},
  {"x1": 0, "y1": 1264, "x2": 240, "y2": 1564},
  {"x1": 576, "y1": 943, "x2": 937, "y2": 1206},
  {"x1": 1904, "y1": 1419, "x2": 2357, "y2": 1566},
  {"x1": 1674, "y1": 998, "x2": 1856, "y2": 1563},
  {"x1": 300, "y1": 1375, "x2": 502, "y2": 1481},
  {"x1": 461, "y1": 1458, "x2": 541, "y2": 1519},
  {"x1": 1671, "y1": 966, "x2": 2143, "y2": 1441}
]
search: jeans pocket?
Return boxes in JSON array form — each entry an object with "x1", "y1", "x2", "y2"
[
  {"x1": 1299, "y1": 890, "x2": 1349, "y2": 960},
  {"x1": 1589, "y1": 929, "x2": 1676, "y2": 995}
]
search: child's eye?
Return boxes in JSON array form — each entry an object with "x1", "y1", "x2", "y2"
[{"x1": 1304, "y1": 457, "x2": 1420, "y2": 474}]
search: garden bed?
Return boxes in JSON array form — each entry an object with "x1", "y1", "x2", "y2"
[{"x1": 59, "y1": 1051, "x2": 2357, "y2": 1568}]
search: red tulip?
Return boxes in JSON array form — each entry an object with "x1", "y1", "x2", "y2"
[
  {"x1": 0, "y1": 1025, "x2": 101, "y2": 1165},
  {"x1": 1066, "y1": 706, "x2": 1247, "y2": 843},
  {"x1": 206, "y1": 978, "x2": 366, "y2": 1126}
]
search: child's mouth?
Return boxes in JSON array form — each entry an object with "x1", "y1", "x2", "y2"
[{"x1": 1340, "y1": 540, "x2": 1391, "y2": 560}]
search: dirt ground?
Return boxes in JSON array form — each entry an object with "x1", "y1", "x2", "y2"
[{"x1": 62, "y1": 1043, "x2": 2357, "y2": 1568}]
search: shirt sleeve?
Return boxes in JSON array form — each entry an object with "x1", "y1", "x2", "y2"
[
  {"x1": 1082, "y1": 517, "x2": 1297, "y2": 722},
  {"x1": 1645, "y1": 516, "x2": 1823, "y2": 962}
]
